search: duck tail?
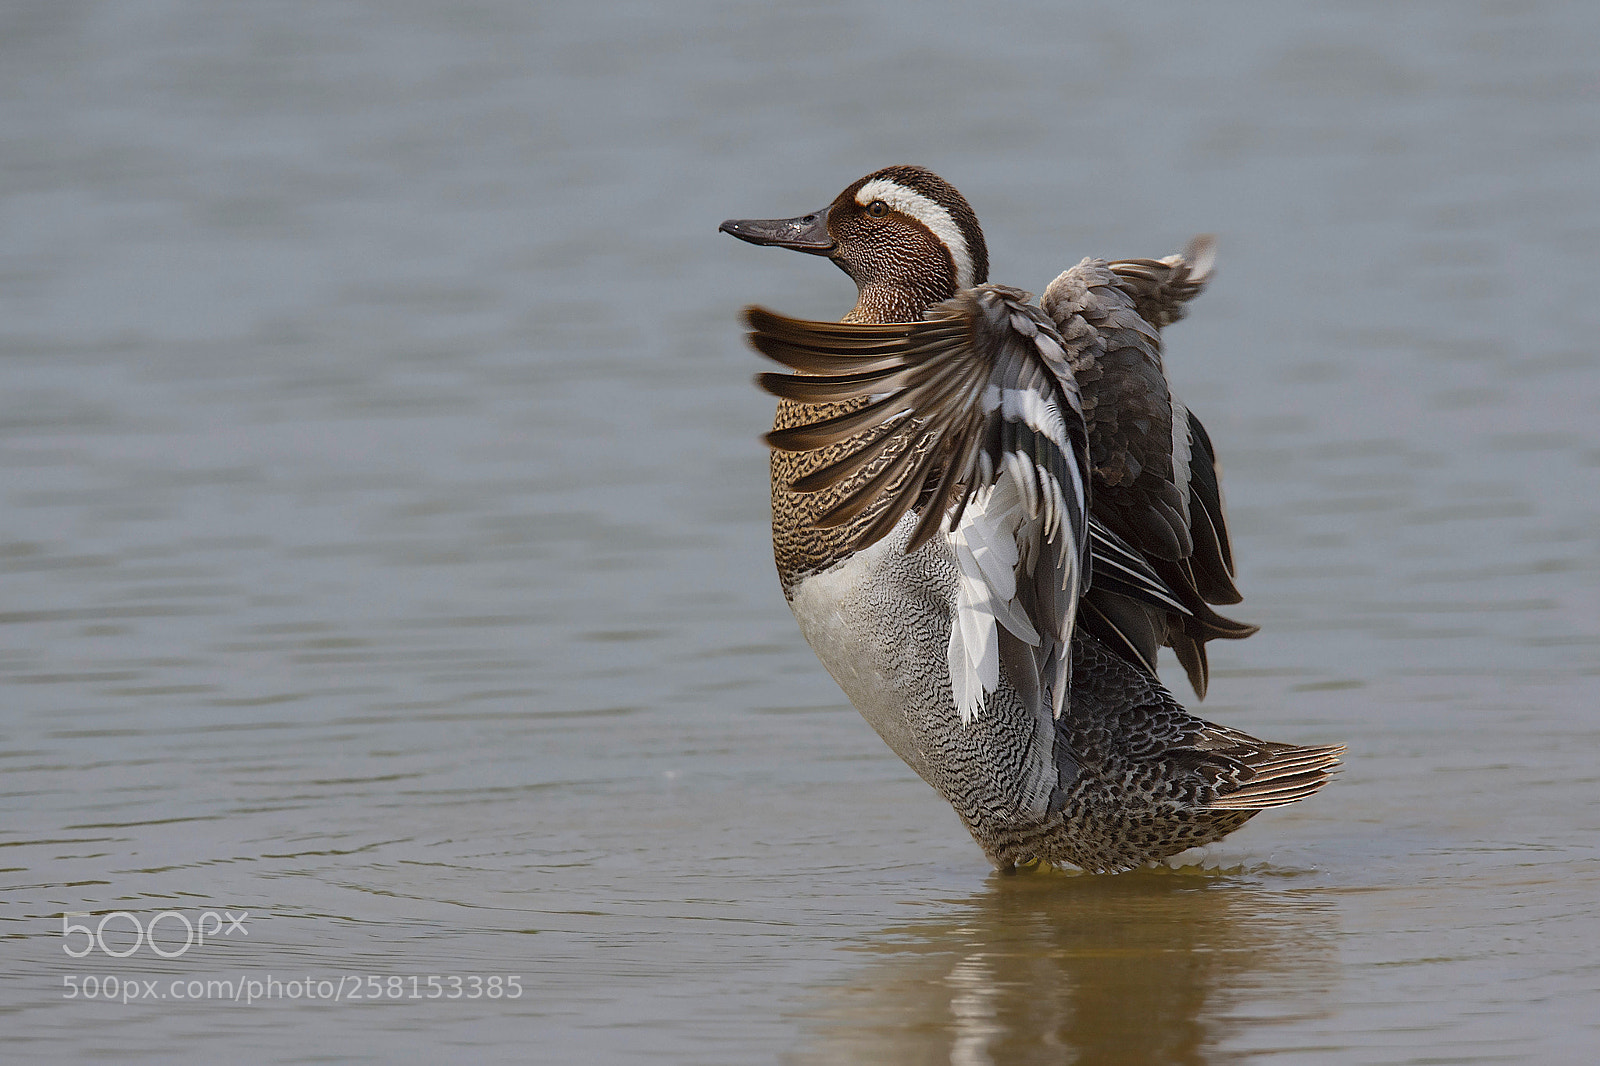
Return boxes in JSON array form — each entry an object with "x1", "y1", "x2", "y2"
[{"x1": 1206, "y1": 742, "x2": 1346, "y2": 810}]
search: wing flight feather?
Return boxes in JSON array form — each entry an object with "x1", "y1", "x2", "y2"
[{"x1": 1040, "y1": 240, "x2": 1255, "y2": 698}]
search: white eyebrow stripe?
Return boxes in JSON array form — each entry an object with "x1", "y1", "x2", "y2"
[{"x1": 855, "y1": 177, "x2": 974, "y2": 290}]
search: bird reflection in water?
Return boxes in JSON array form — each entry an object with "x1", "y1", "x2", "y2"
[{"x1": 789, "y1": 866, "x2": 1338, "y2": 1065}]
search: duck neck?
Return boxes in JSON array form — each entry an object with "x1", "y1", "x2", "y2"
[{"x1": 845, "y1": 280, "x2": 953, "y2": 324}]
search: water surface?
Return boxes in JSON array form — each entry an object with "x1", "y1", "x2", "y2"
[{"x1": 3, "y1": 1, "x2": 1598, "y2": 1062}]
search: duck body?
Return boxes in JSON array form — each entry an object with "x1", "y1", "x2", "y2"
[
  {"x1": 785, "y1": 509, "x2": 1062, "y2": 847},
  {"x1": 722, "y1": 166, "x2": 1340, "y2": 872}
]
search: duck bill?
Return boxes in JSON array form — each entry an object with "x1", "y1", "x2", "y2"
[{"x1": 718, "y1": 209, "x2": 834, "y2": 254}]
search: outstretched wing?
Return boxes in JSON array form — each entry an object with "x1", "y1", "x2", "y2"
[
  {"x1": 1041, "y1": 238, "x2": 1254, "y2": 698},
  {"x1": 1106, "y1": 236, "x2": 1241, "y2": 607},
  {"x1": 745, "y1": 285, "x2": 1090, "y2": 722}
]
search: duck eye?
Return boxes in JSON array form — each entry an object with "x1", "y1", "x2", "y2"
[{"x1": 867, "y1": 200, "x2": 889, "y2": 218}]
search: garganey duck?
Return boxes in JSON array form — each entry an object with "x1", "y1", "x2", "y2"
[{"x1": 721, "y1": 165, "x2": 1342, "y2": 873}]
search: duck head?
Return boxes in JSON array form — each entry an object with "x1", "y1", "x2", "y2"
[{"x1": 721, "y1": 165, "x2": 988, "y2": 323}]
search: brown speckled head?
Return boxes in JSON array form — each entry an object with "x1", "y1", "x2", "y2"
[
  {"x1": 824, "y1": 165, "x2": 989, "y2": 323},
  {"x1": 721, "y1": 165, "x2": 989, "y2": 325}
]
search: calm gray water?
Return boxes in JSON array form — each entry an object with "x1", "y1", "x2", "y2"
[{"x1": 3, "y1": 1, "x2": 1598, "y2": 1062}]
